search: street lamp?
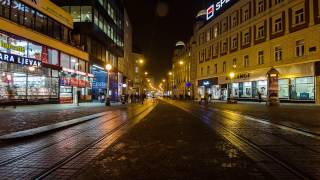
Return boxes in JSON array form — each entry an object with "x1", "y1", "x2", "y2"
[
  {"x1": 179, "y1": 60, "x2": 184, "y2": 65},
  {"x1": 228, "y1": 71, "x2": 237, "y2": 103},
  {"x1": 105, "y1": 64, "x2": 112, "y2": 106},
  {"x1": 144, "y1": 71, "x2": 148, "y2": 76},
  {"x1": 138, "y1": 59, "x2": 144, "y2": 64}
]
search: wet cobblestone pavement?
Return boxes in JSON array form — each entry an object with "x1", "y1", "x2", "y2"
[
  {"x1": 77, "y1": 102, "x2": 271, "y2": 179},
  {"x1": 0, "y1": 103, "x2": 124, "y2": 136},
  {"x1": 206, "y1": 101, "x2": 320, "y2": 134}
]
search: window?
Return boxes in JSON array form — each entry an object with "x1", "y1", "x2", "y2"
[
  {"x1": 222, "y1": 41, "x2": 228, "y2": 53},
  {"x1": 10, "y1": 0, "x2": 24, "y2": 25},
  {"x1": 258, "y1": 51, "x2": 264, "y2": 65},
  {"x1": 232, "y1": 58, "x2": 237, "y2": 67},
  {"x1": 291, "y1": 77, "x2": 315, "y2": 100},
  {"x1": 35, "y1": 12, "x2": 47, "y2": 34},
  {"x1": 214, "y1": 64, "x2": 217, "y2": 74},
  {"x1": 206, "y1": 31, "x2": 210, "y2": 42},
  {"x1": 48, "y1": 48, "x2": 59, "y2": 66},
  {"x1": 53, "y1": 21, "x2": 61, "y2": 40},
  {"x1": 274, "y1": 18, "x2": 282, "y2": 33},
  {"x1": 94, "y1": 9, "x2": 99, "y2": 26},
  {"x1": 207, "y1": 66, "x2": 210, "y2": 75},
  {"x1": 0, "y1": 0, "x2": 10, "y2": 18},
  {"x1": 28, "y1": 42, "x2": 42, "y2": 60},
  {"x1": 60, "y1": 53, "x2": 70, "y2": 68},
  {"x1": 244, "y1": 55, "x2": 249, "y2": 67},
  {"x1": 275, "y1": 46, "x2": 282, "y2": 61},
  {"x1": 232, "y1": 16, "x2": 237, "y2": 27},
  {"x1": 70, "y1": 56, "x2": 78, "y2": 70},
  {"x1": 244, "y1": 9, "x2": 250, "y2": 21},
  {"x1": 232, "y1": 37, "x2": 237, "y2": 49},
  {"x1": 258, "y1": 26, "x2": 264, "y2": 39},
  {"x1": 223, "y1": 61, "x2": 226, "y2": 72},
  {"x1": 70, "y1": 6, "x2": 80, "y2": 22},
  {"x1": 295, "y1": 8, "x2": 305, "y2": 25},
  {"x1": 296, "y1": 40, "x2": 305, "y2": 57},
  {"x1": 214, "y1": 27, "x2": 218, "y2": 38},
  {"x1": 275, "y1": 0, "x2": 284, "y2": 5},
  {"x1": 47, "y1": 18, "x2": 53, "y2": 37},
  {"x1": 81, "y1": 6, "x2": 92, "y2": 22},
  {"x1": 258, "y1": 0, "x2": 264, "y2": 13},
  {"x1": 244, "y1": 32, "x2": 250, "y2": 44},
  {"x1": 24, "y1": 6, "x2": 35, "y2": 29}
]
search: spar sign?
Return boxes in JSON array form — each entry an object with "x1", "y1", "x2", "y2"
[{"x1": 207, "y1": 0, "x2": 237, "y2": 20}]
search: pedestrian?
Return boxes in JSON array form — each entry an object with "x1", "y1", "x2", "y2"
[
  {"x1": 77, "y1": 90, "x2": 81, "y2": 106},
  {"x1": 258, "y1": 91, "x2": 262, "y2": 103},
  {"x1": 204, "y1": 92, "x2": 209, "y2": 105},
  {"x1": 5, "y1": 86, "x2": 16, "y2": 109},
  {"x1": 130, "y1": 94, "x2": 133, "y2": 103},
  {"x1": 141, "y1": 93, "x2": 146, "y2": 104}
]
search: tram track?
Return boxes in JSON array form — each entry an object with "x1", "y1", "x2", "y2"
[
  {"x1": 32, "y1": 103, "x2": 157, "y2": 179},
  {"x1": 167, "y1": 100, "x2": 312, "y2": 179}
]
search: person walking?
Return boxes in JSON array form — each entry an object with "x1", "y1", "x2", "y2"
[{"x1": 258, "y1": 91, "x2": 262, "y2": 103}]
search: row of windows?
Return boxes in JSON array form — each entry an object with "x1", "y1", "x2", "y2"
[
  {"x1": 199, "y1": 0, "x2": 307, "y2": 45},
  {"x1": 199, "y1": 40, "x2": 305, "y2": 76},
  {"x1": 0, "y1": 0, "x2": 72, "y2": 45},
  {"x1": 62, "y1": 6, "x2": 123, "y2": 48},
  {"x1": 0, "y1": 30, "x2": 88, "y2": 72},
  {"x1": 96, "y1": 0, "x2": 123, "y2": 29},
  {"x1": 199, "y1": 6, "x2": 308, "y2": 63}
]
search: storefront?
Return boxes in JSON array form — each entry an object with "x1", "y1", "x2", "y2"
[
  {"x1": 60, "y1": 68, "x2": 93, "y2": 104},
  {"x1": 216, "y1": 62, "x2": 316, "y2": 102},
  {"x1": 197, "y1": 78, "x2": 218, "y2": 99},
  {"x1": 0, "y1": 31, "x2": 60, "y2": 104},
  {"x1": 92, "y1": 65, "x2": 107, "y2": 101}
]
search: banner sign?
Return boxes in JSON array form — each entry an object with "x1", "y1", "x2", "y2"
[
  {"x1": 0, "y1": 51, "x2": 41, "y2": 67},
  {"x1": 207, "y1": 0, "x2": 238, "y2": 21}
]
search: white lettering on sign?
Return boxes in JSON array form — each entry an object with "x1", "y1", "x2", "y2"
[
  {"x1": 207, "y1": 0, "x2": 234, "y2": 20},
  {"x1": 0, "y1": 52, "x2": 41, "y2": 67},
  {"x1": 203, "y1": 81, "x2": 210, "y2": 86}
]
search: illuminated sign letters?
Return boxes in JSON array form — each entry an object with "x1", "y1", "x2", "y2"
[
  {"x1": 207, "y1": 0, "x2": 234, "y2": 20},
  {"x1": 0, "y1": 52, "x2": 41, "y2": 67}
]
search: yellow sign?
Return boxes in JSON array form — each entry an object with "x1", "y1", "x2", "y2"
[
  {"x1": 20, "y1": 0, "x2": 73, "y2": 29},
  {"x1": 0, "y1": 41, "x2": 25, "y2": 52}
]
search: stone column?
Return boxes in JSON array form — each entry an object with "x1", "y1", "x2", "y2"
[{"x1": 316, "y1": 76, "x2": 320, "y2": 104}]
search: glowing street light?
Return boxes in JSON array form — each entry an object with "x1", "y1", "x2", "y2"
[
  {"x1": 138, "y1": 59, "x2": 144, "y2": 64},
  {"x1": 144, "y1": 71, "x2": 148, "y2": 76},
  {"x1": 229, "y1": 72, "x2": 235, "y2": 79},
  {"x1": 168, "y1": 72, "x2": 173, "y2": 76},
  {"x1": 105, "y1": 64, "x2": 112, "y2": 106},
  {"x1": 162, "y1": 79, "x2": 166, "y2": 82},
  {"x1": 179, "y1": 60, "x2": 184, "y2": 65}
]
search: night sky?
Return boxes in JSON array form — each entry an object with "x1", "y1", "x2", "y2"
[{"x1": 124, "y1": 0, "x2": 210, "y2": 82}]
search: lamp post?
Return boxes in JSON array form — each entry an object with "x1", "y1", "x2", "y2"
[{"x1": 105, "y1": 64, "x2": 112, "y2": 106}]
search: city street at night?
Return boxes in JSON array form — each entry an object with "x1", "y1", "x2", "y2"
[{"x1": 0, "y1": 0, "x2": 320, "y2": 179}]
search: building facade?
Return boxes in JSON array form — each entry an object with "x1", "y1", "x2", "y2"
[
  {"x1": 53, "y1": 0, "x2": 124, "y2": 102},
  {"x1": 172, "y1": 41, "x2": 194, "y2": 99},
  {"x1": 0, "y1": 0, "x2": 91, "y2": 105},
  {"x1": 196, "y1": 0, "x2": 320, "y2": 103}
]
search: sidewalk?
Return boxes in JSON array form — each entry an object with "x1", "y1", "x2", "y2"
[
  {"x1": 0, "y1": 102, "x2": 123, "y2": 136},
  {"x1": 196, "y1": 100, "x2": 320, "y2": 134}
]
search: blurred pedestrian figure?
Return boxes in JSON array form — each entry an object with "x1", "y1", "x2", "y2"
[
  {"x1": 77, "y1": 90, "x2": 81, "y2": 106},
  {"x1": 141, "y1": 93, "x2": 146, "y2": 104},
  {"x1": 258, "y1": 91, "x2": 262, "y2": 103},
  {"x1": 204, "y1": 92, "x2": 209, "y2": 105},
  {"x1": 130, "y1": 94, "x2": 133, "y2": 103},
  {"x1": 4, "y1": 86, "x2": 16, "y2": 109}
]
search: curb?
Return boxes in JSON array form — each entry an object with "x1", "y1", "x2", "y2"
[{"x1": 0, "y1": 112, "x2": 109, "y2": 140}]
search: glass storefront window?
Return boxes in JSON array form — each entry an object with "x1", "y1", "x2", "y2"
[
  {"x1": 241, "y1": 82, "x2": 252, "y2": 98},
  {"x1": 78, "y1": 60, "x2": 86, "y2": 72},
  {"x1": 81, "y1": 6, "x2": 92, "y2": 22},
  {"x1": 60, "y1": 53, "x2": 70, "y2": 68},
  {"x1": 48, "y1": 48, "x2": 59, "y2": 66},
  {"x1": 291, "y1": 77, "x2": 315, "y2": 100},
  {"x1": 257, "y1": 80, "x2": 267, "y2": 98},
  {"x1": 28, "y1": 42, "x2": 42, "y2": 60},
  {"x1": 70, "y1": 56, "x2": 78, "y2": 70},
  {"x1": 35, "y1": 12, "x2": 47, "y2": 34},
  {"x1": 232, "y1": 83, "x2": 239, "y2": 97},
  {"x1": 279, "y1": 79, "x2": 289, "y2": 99}
]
